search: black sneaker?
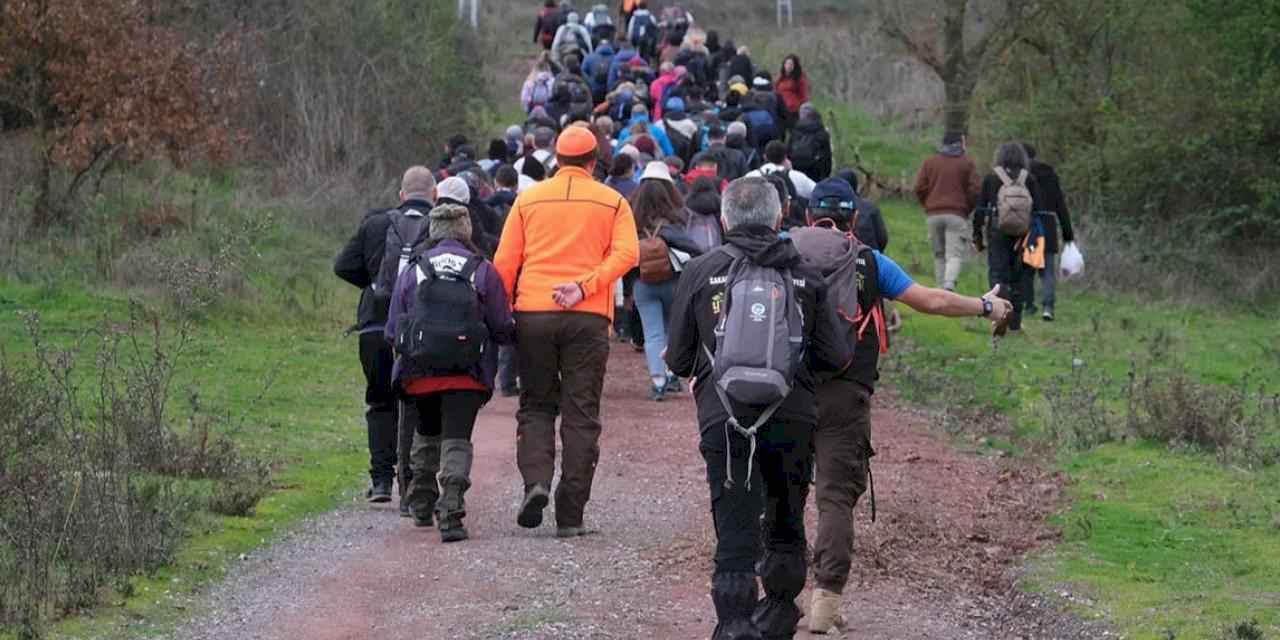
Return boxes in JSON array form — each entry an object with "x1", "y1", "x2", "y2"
[
  {"x1": 368, "y1": 480, "x2": 392, "y2": 503},
  {"x1": 665, "y1": 376, "x2": 683, "y2": 394},
  {"x1": 440, "y1": 523, "x2": 469, "y2": 543},
  {"x1": 517, "y1": 485, "x2": 550, "y2": 529},
  {"x1": 1042, "y1": 307, "x2": 1055, "y2": 322},
  {"x1": 649, "y1": 384, "x2": 666, "y2": 402}
]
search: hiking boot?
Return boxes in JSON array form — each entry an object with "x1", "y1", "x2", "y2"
[
  {"x1": 1042, "y1": 307, "x2": 1055, "y2": 322},
  {"x1": 518, "y1": 484, "x2": 550, "y2": 529},
  {"x1": 439, "y1": 522, "x2": 469, "y2": 543},
  {"x1": 1009, "y1": 312, "x2": 1023, "y2": 332},
  {"x1": 436, "y1": 439, "x2": 473, "y2": 541},
  {"x1": 665, "y1": 375, "x2": 683, "y2": 394},
  {"x1": 807, "y1": 588, "x2": 846, "y2": 634},
  {"x1": 413, "y1": 512, "x2": 434, "y2": 528},
  {"x1": 649, "y1": 384, "x2": 666, "y2": 402},
  {"x1": 368, "y1": 479, "x2": 392, "y2": 503}
]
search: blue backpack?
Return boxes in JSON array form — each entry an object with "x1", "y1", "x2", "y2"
[{"x1": 742, "y1": 109, "x2": 778, "y2": 148}]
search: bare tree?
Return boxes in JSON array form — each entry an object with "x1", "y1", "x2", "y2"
[{"x1": 876, "y1": 0, "x2": 1043, "y2": 133}]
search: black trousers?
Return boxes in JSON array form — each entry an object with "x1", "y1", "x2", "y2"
[
  {"x1": 986, "y1": 223, "x2": 1026, "y2": 318},
  {"x1": 412, "y1": 390, "x2": 488, "y2": 441},
  {"x1": 701, "y1": 413, "x2": 812, "y2": 638},
  {"x1": 358, "y1": 331, "x2": 400, "y2": 483}
]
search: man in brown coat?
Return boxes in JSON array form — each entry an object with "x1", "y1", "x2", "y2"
[{"x1": 914, "y1": 131, "x2": 980, "y2": 291}]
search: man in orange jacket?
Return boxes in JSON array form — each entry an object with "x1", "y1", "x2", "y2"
[{"x1": 494, "y1": 126, "x2": 639, "y2": 537}]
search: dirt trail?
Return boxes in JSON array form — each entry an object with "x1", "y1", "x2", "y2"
[{"x1": 165, "y1": 349, "x2": 1109, "y2": 640}]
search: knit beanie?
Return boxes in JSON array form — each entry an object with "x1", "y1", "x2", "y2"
[{"x1": 429, "y1": 204, "x2": 473, "y2": 243}]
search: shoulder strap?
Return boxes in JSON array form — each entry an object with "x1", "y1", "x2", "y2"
[
  {"x1": 1015, "y1": 169, "x2": 1028, "y2": 186},
  {"x1": 458, "y1": 255, "x2": 483, "y2": 282},
  {"x1": 994, "y1": 166, "x2": 1012, "y2": 186}
]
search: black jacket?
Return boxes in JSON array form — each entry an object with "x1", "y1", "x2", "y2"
[
  {"x1": 666, "y1": 225, "x2": 852, "y2": 431},
  {"x1": 653, "y1": 223, "x2": 705, "y2": 258},
  {"x1": 1028, "y1": 160, "x2": 1075, "y2": 253},
  {"x1": 973, "y1": 169, "x2": 1045, "y2": 241},
  {"x1": 727, "y1": 55, "x2": 754, "y2": 84},
  {"x1": 333, "y1": 199, "x2": 433, "y2": 331}
]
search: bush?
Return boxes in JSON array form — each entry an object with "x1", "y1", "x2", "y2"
[{"x1": 0, "y1": 307, "x2": 269, "y2": 637}]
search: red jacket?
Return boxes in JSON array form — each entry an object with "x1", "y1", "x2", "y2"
[{"x1": 775, "y1": 74, "x2": 809, "y2": 115}]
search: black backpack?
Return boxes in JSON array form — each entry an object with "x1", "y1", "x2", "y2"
[
  {"x1": 394, "y1": 255, "x2": 489, "y2": 373},
  {"x1": 789, "y1": 129, "x2": 821, "y2": 169},
  {"x1": 663, "y1": 119, "x2": 696, "y2": 166},
  {"x1": 556, "y1": 76, "x2": 593, "y2": 109},
  {"x1": 372, "y1": 208, "x2": 429, "y2": 307}
]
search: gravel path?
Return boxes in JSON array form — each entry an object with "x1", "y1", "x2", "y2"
[{"x1": 161, "y1": 349, "x2": 1113, "y2": 640}]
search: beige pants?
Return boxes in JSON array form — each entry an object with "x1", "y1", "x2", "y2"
[{"x1": 928, "y1": 213, "x2": 971, "y2": 291}]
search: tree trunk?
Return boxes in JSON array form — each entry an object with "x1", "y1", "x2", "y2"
[
  {"x1": 942, "y1": 71, "x2": 978, "y2": 135},
  {"x1": 33, "y1": 144, "x2": 54, "y2": 227}
]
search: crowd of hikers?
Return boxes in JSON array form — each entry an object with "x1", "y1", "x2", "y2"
[{"x1": 331, "y1": 1, "x2": 1086, "y2": 637}]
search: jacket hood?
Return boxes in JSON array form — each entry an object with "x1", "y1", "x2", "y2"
[
  {"x1": 794, "y1": 117, "x2": 823, "y2": 133},
  {"x1": 628, "y1": 113, "x2": 652, "y2": 126},
  {"x1": 725, "y1": 225, "x2": 801, "y2": 268},
  {"x1": 940, "y1": 143, "x2": 965, "y2": 158}
]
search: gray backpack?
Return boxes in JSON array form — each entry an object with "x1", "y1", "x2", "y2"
[
  {"x1": 703, "y1": 245, "x2": 805, "y2": 489},
  {"x1": 372, "y1": 208, "x2": 429, "y2": 307}
]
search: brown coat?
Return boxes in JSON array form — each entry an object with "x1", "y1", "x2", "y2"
[{"x1": 914, "y1": 152, "x2": 980, "y2": 216}]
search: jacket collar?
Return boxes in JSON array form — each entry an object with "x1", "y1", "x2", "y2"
[{"x1": 556, "y1": 165, "x2": 593, "y2": 179}]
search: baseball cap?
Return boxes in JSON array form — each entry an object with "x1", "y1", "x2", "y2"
[
  {"x1": 435, "y1": 176, "x2": 471, "y2": 205},
  {"x1": 809, "y1": 178, "x2": 857, "y2": 212},
  {"x1": 556, "y1": 125, "x2": 598, "y2": 157}
]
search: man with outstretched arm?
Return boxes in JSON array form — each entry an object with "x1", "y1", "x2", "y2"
[
  {"x1": 791, "y1": 178, "x2": 1012, "y2": 634},
  {"x1": 665, "y1": 176, "x2": 851, "y2": 640},
  {"x1": 493, "y1": 125, "x2": 639, "y2": 538}
]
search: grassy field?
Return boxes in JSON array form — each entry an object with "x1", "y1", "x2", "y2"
[
  {"x1": 875, "y1": 197, "x2": 1280, "y2": 638},
  {"x1": 0, "y1": 179, "x2": 375, "y2": 637}
]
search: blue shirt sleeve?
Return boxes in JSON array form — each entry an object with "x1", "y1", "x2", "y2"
[{"x1": 874, "y1": 251, "x2": 914, "y2": 300}]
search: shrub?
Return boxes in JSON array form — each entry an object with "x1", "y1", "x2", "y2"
[{"x1": 0, "y1": 307, "x2": 270, "y2": 636}]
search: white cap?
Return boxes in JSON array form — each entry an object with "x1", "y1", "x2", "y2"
[
  {"x1": 640, "y1": 161, "x2": 674, "y2": 183},
  {"x1": 435, "y1": 176, "x2": 471, "y2": 205}
]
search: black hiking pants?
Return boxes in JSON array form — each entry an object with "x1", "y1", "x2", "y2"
[
  {"x1": 515, "y1": 311, "x2": 611, "y2": 529},
  {"x1": 701, "y1": 413, "x2": 812, "y2": 639},
  {"x1": 359, "y1": 331, "x2": 401, "y2": 484},
  {"x1": 986, "y1": 223, "x2": 1026, "y2": 325},
  {"x1": 812, "y1": 379, "x2": 873, "y2": 594}
]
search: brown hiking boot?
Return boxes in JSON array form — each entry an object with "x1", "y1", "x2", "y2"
[{"x1": 807, "y1": 588, "x2": 845, "y2": 634}]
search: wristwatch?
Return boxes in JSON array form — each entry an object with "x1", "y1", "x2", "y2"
[{"x1": 980, "y1": 297, "x2": 994, "y2": 318}]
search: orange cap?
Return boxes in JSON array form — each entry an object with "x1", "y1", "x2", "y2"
[{"x1": 556, "y1": 125, "x2": 598, "y2": 157}]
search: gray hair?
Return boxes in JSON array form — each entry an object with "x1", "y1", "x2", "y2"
[
  {"x1": 722, "y1": 177, "x2": 782, "y2": 230},
  {"x1": 993, "y1": 141, "x2": 1029, "y2": 172}
]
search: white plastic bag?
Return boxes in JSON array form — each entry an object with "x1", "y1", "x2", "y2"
[{"x1": 1060, "y1": 242, "x2": 1085, "y2": 279}]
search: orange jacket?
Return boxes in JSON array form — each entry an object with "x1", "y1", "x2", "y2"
[{"x1": 494, "y1": 166, "x2": 639, "y2": 319}]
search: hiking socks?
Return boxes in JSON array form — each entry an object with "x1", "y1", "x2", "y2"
[{"x1": 406, "y1": 435, "x2": 442, "y2": 521}]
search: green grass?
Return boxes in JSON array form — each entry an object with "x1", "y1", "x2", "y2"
[
  {"x1": 0, "y1": 207, "x2": 372, "y2": 638},
  {"x1": 877, "y1": 200, "x2": 1280, "y2": 638}
]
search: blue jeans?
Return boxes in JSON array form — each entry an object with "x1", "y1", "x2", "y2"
[{"x1": 634, "y1": 279, "x2": 676, "y2": 384}]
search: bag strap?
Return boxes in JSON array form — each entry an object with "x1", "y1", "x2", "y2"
[
  {"x1": 1015, "y1": 169, "x2": 1028, "y2": 187},
  {"x1": 994, "y1": 166, "x2": 1012, "y2": 187},
  {"x1": 457, "y1": 255, "x2": 483, "y2": 282}
]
